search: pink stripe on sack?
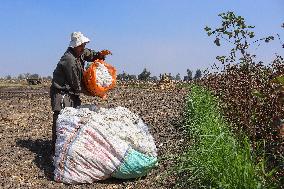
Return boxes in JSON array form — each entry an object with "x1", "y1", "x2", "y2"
[{"x1": 56, "y1": 122, "x2": 83, "y2": 182}]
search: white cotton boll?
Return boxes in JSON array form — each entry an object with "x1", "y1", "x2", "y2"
[{"x1": 96, "y1": 63, "x2": 113, "y2": 87}]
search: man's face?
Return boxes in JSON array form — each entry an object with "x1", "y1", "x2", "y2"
[{"x1": 74, "y1": 43, "x2": 86, "y2": 57}]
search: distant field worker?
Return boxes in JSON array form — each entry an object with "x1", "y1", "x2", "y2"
[{"x1": 50, "y1": 31, "x2": 111, "y2": 156}]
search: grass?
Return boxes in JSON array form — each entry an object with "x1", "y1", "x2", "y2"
[{"x1": 174, "y1": 85, "x2": 277, "y2": 188}]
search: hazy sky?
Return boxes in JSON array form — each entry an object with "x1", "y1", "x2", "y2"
[{"x1": 0, "y1": 0, "x2": 283, "y2": 78}]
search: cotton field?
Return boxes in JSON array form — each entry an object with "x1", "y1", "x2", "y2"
[{"x1": 0, "y1": 81, "x2": 188, "y2": 189}]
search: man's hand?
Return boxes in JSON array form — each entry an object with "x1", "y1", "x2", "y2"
[
  {"x1": 98, "y1": 50, "x2": 112, "y2": 60},
  {"x1": 100, "y1": 49, "x2": 112, "y2": 56}
]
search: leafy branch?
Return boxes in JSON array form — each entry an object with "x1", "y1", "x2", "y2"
[{"x1": 204, "y1": 11, "x2": 275, "y2": 64}]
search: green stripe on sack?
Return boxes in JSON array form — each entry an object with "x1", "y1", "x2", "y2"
[{"x1": 112, "y1": 149, "x2": 157, "y2": 179}]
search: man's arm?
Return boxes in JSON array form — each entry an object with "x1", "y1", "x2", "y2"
[
  {"x1": 83, "y1": 48, "x2": 112, "y2": 62},
  {"x1": 83, "y1": 48, "x2": 105, "y2": 62}
]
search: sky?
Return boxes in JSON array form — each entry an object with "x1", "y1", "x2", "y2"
[{"x1": 0, "y1": 0, "x2": 283, "y2": 78}]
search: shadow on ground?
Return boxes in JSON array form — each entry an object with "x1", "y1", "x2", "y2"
[
  {"x1": 16, "y1": 139, "x2": 54, "y2": 180},
  {"x1": 16, "y1": 139, "x2": 134, "y2": 185}
]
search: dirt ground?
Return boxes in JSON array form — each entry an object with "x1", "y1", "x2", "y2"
[{"x1": 0, "y1": 83, "x2": 189, "y2": 189}]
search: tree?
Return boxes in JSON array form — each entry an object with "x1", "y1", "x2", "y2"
[
  {"x1": 5, "y1": 75, "x2": 11, "y2": 80},
  {"x1": 117, "y1": 71, "x2": 128, "y2": 81},
  {"x1": 175, "y1": 73, "x2": 181, "y2": 81},
  {"x1": 194, "y1": 69, "x2": 202, "y2": 79},
  {"x1": 281, "y1": 23, "x2": 284, "y2": 48},
  {"x1": 138, "y1": 68, "x2": 151, "y2": 81},
  {"x1": 18, "y1": 74, "x2": 25, "y2": 80},
  {"x1": 29, "y1": 73, "x2": 40, "y2": 79},
  {"x1": 166, "y1": 73, "x2": 173, "y2": 80},
  {"x1": 128, "y1": 74, "x2": 137, "y2": 80},
  {"x1": 150, "y1": 76, "x2": 158, "y2": 81},
  {"x1": 117, "y1": 71, "x2": 137, "y2": 81},
  {"x1": 187, "y1": 69, "x2": 193, "y2": 80},
  {"x1": 23, "y1": 73, "x2": 31, "y2": 79},
  {"x1": 184, "y1": 69, "x2": 192, "y2": 81},
  {"x1": 204, "y1": 11, "x2": 275, "y2": 64}
]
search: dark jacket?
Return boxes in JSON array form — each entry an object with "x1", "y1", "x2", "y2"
[{"x1": 50, "y1": 47, "x2": 102, "y2": 111}]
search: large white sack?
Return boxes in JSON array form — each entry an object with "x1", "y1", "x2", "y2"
[{"x1": 53, "y1": 106, "x2": 157, "y2": 183}]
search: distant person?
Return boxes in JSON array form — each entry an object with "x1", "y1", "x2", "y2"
[{"x1": 50, "y1": 31, "x2": 111, "y2": 156}]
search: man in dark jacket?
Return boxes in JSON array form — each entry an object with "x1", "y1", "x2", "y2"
[{"x1": 50, "y1": 31, "x2": 110, "y2": 156}]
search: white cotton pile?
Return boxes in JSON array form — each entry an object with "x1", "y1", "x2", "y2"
[{"x1": 96, "y1": 63, "x2": 113, "y2": 87}]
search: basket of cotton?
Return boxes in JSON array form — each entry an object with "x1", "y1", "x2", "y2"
[
  {"x1": 53, "y1": 106, "x2": 158, "y2": 184},
  {"x1": 83, "y1": 60, "x2": 116, "y2": 99}
]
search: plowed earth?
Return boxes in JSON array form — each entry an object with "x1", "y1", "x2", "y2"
[{"x1": 0, "y1": 84, "x2": 188, "y2": 189}]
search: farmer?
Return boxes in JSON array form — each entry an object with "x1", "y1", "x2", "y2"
[{"x1": 50, "y1": 31, "x2": 111, "y2": 156}]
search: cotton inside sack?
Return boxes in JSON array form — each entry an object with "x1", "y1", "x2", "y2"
[
  {"x1": 54, "y1": 106, "x2": 158, "y2": 184},
  {"x1": 83, "y1": 60, "x2": 116, "y2": 99}
]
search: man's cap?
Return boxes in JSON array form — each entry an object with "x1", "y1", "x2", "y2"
[{"x1": 69, "y1": 32, "x2": 90, "y2": 48}]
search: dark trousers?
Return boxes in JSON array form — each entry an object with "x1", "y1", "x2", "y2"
[
  {"x1": 50, "y1": 89, "x2": 81, "y2": 155},
  {"x1": 52, "y1": 111, "x2": 60, "y2": 155}
]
